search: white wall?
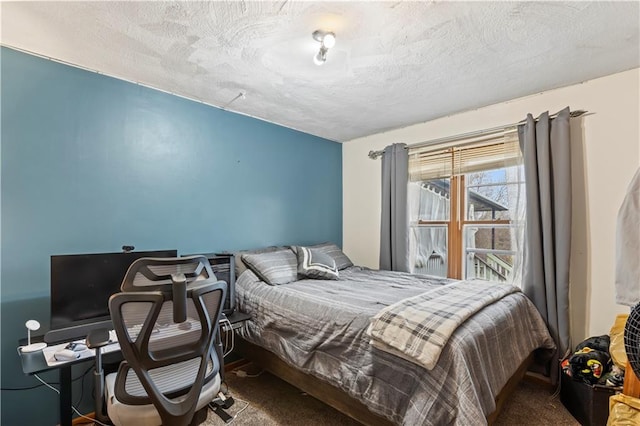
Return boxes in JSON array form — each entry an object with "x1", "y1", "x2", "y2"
[{"x1": 343, "y1": 68, "x2": 640, "y2": 344}]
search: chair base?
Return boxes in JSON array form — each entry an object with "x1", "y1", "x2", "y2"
[
  {"x1": 209, "y1": 393, "x2": 235, "y2": 423},
  {"x1": 191, "y1": 406, "x2": 209, "y2": 426}
]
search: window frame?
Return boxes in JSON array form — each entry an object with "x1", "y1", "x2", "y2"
[
  {"x1": 415, "y1": 174, "x2": 517, "y2": 280},
  {"x1": 409, "y1": 132, "x2": 524, "y2": 281}
]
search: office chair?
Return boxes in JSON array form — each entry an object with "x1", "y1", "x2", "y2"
[{"x1": 88, "y1": 255, "x2": 227, "y2": 426}]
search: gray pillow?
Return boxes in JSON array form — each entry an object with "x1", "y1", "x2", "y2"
[
  {"x1": 241, "y1": 249, "x2": 298, "y2": 285},
  {"x1": 309, "y1": 243, "x2": 354, "y2": 270},
  {"x1": 294, "y1": 246, "x2": 339, "y2": 280},
  {"x1": 234, "y1": 246, "x2": 285, "y2": 278}
]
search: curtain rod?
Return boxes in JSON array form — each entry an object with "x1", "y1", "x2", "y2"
[{"x1": 368, "y1": 110, "x2": 589, "y2": 159}]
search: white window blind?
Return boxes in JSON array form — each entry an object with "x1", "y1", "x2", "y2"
[{"x1": 408, "y1": 128, "x2": 521, "y2": 181}]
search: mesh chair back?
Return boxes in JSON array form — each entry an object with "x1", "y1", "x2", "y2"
[{"x1": 109, "y1": 256, "x2": 226, "y2": 426}]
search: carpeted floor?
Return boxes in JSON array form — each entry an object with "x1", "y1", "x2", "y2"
[{"x1": 204, "y1": 364, "x2": 579, "y2": 425}]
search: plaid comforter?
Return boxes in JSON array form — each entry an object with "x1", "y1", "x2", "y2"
[{"x1": 367, "y1": 280, "x2": 519, "y2": 370}]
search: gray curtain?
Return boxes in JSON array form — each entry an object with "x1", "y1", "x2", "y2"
[
  {"x1": 380, "y1": 143, "x2": 409, "y2": 272},
  {"x1": 518, "y1": 107, "x2": 571, "y2": 385}
]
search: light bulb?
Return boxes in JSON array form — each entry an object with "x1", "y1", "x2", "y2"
[
  {"x1": 313, "y1": 49, "x2": 326, "y2": 66},
  {"x1": 322, "y1": 32, "x2": 336, "y2": 49}
]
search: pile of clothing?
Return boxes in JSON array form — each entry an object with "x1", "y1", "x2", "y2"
[{"x1": 561, "y1": 335, "x2": 624, "y2": 387}]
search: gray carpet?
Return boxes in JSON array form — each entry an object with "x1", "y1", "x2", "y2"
[{"x1": 204, "y1": 364, "x2": 579, "y2": 425}]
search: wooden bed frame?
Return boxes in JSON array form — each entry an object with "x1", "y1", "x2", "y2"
[{"x1": 235, "y1": 337, "x2": 533, "y2": 425}]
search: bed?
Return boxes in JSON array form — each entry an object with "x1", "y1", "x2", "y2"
[{"x1": 233, "y1": 244, "x2": 555, "y2": 425}]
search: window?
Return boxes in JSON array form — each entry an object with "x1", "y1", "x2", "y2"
[{"x1": 408, "y1": 131, "x2": 524, "y2": 283}]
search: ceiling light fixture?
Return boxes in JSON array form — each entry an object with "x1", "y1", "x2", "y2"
[{"x1": 312, "y1": 30, "x2": 336, "y2": 66}]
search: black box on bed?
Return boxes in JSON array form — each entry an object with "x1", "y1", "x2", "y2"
[{"x1": 560, "y1": 372, "x2": 617, "y2": 426}]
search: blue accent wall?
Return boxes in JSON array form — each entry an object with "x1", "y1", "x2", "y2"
[{"x1": 0, "y1": 47, "x2": 342, "y2": 424}]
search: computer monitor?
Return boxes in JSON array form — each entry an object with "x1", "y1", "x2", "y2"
[{"x1": 45, "y1": 249, "x2": 177, "y2": 343}]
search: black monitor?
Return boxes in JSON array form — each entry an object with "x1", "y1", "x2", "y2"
[{"x1": 45, "y1": 249, "x2": 177, "y2": 343}]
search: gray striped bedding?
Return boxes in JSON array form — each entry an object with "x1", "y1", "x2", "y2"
[{"x1": 236, "y1": 266, "x2": 555, "y2": 425}]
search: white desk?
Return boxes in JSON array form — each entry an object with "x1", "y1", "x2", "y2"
[{"x1": 18, "y1": 311, "x2": 250, "y2": 426}]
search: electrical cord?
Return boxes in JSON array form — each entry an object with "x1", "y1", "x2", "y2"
[
  {"x1": 227, "y1": 319, "x2": 234, "y2": 357},
  {"x1": 221, "y1": 316, "x2": 235, "y2": 357},
  {"x1": 209, "y1": 395, "x2": 250, "y2": 424},
  {"x1": 228, "y1": 397, "x2": 250, "y2": 424},
  {"x1": 75, "y1": 364, "x2": 93, "y2": 407},
  {"x1": 1, "y1": 383, "x2": 48, "y2": 391},
  {"x1": 1, "y1": 364, "x2": 94, "y2": 391},
  {"x1": 33, "y1": 374, "x2": 110, "y2": 426}
]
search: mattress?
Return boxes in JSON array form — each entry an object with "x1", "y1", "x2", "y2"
[{"x1": 236, "y1": 266, "x2": 555, "y2": 425}]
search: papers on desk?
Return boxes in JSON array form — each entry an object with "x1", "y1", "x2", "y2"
[{"x1": 42, "y1": 336, "x2": 121, "y2": 367}]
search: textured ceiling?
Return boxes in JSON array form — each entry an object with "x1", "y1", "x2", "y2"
[{"x1": 1, "y1": 1, "x2": 639, "y2": 142}]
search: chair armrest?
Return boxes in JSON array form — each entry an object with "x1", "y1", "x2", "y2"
[{"x1": 86, "y1": 328, "x2": 112, "y2": 349}]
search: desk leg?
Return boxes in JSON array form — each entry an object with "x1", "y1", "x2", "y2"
[{"x1": 60, "y1": 365, "x2": 72, "y2": 426}]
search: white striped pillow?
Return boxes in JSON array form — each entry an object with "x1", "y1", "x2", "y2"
[
  {"x1": 294, "y1": 246, "x2": 339, "y2": 280},
  {"x1": 242, "y1": 249, "x2": 298, "y2": 285}
]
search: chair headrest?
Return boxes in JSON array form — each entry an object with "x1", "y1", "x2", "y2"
[{"x1": 120, "y1": 255, "x2": 216, "y2": 294}]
